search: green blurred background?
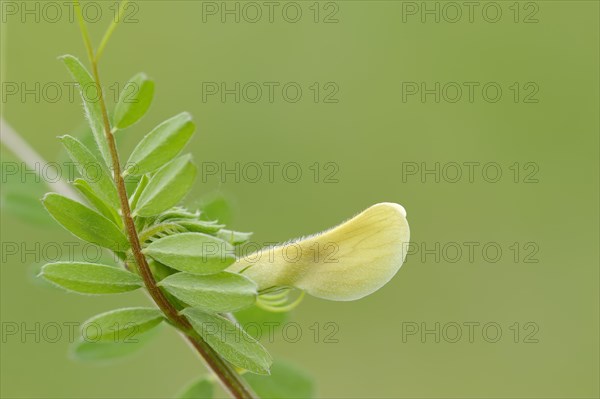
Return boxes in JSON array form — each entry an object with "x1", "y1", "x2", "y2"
[{"x1": 1, "y1": 1, "x2": 598, "y2": 398}]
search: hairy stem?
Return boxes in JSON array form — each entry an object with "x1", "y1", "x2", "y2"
[
  {"x1": 72, "y1": 2, "x2": 257, "y2": 397},
  {"x1": 91, "y1": 40, "x2": 256, "y2": 399}
]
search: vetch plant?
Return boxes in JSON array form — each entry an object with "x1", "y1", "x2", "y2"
[{"x1": 34, "y1": 1, "x2": 411, "y2": 397}]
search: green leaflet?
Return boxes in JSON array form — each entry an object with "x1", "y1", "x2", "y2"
[
  {"x1": 217, "y1": 229, "x2": 253, "y2": 245},
  {"x1": 125, "y1": 112, "x2": 195, "y2": 176},
  {"x1": 182, "y1": 308, "x2": 272, "y2": 375},
  {"x1": 124, "y1": 173, "x2": 142, "y2": 197},
  {"x1": 129, "y1": 174, "x2": 149, "y2": 210},
  {"x1": 148, "y1": 260, "x2": 188, "y2": 308},
  {"x1": 158, "y1": 272, "x2": 257, "y2": 313},
  {"x1": 133, "y1": 155, "x2": 197, "y2": 217},
  {"x1": 70, "y1": 330, "x2": 156, "y2": 363},
  {"x1": 156, "y1": 208, "x2": 200, "y2": 222},
  {"x1": 58, "y1": 123, "x2": 103, "y2": 165},
  {"x1": 177, "y1": 378, "x2": 214, "y2": 399},
  {"x1": 39, "y1": 262, "x2": 142, "y2": 294},
  {"x1": 177, "y1": 220, "x2": 225, "y2": 234},
  {"x1": 245, "y1": 361, "x2": 315, "y2": 399},
  {"x1": 72, "y1": 178, "x2": 120, "y2": 225},
  {"x1": 42, "y1": 193, "x2": 129, "y2": 252},
  {"x1": 113, "y1": 73, "x2": 155, "y2": 129},
  {"x1": 143, "y1": 232, "x2": 235, "y2": 274},
  {"x1": 81, "y1": 307, "x2": 163, "y2": 342},
  {"x1": 60, "y1": 55, "x2": 111, "y2": 168},
  {"x1": 148, "y1": 258, "x2": 176, "y2": 282},
  {"x1": 60, "y1": 135, "x2": 120, "y2": 208},
  {"x1": 199, "y1": 192, "x2": 233, "y2": 225}
]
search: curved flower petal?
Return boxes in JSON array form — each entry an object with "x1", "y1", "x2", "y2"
[{"x1": 228, "y1": 202, "x2": 410, "y2": 301}]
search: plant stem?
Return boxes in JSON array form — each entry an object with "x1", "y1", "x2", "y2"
[
  {"x1": 72, "y1": 3, "x2": 258, "y2": 397},
  {"x1": 95, "y1": 0, "x2": 129, "y2": 63},
  {"x1": 92, "y1": 44, "x2": 257, "y2": 399}
]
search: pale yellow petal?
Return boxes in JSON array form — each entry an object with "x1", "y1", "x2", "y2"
[{"x1": 228, "y1": 202, "x2": 410, "y2": 301}]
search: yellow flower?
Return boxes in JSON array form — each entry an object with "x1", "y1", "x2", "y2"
[{"x1": 228, "y1": 202, "x2": 410, "y2": 301}]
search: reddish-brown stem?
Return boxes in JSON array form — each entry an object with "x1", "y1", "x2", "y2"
[{"x1": 85, "y1": 49, "x2": 257, "y2": 399}]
